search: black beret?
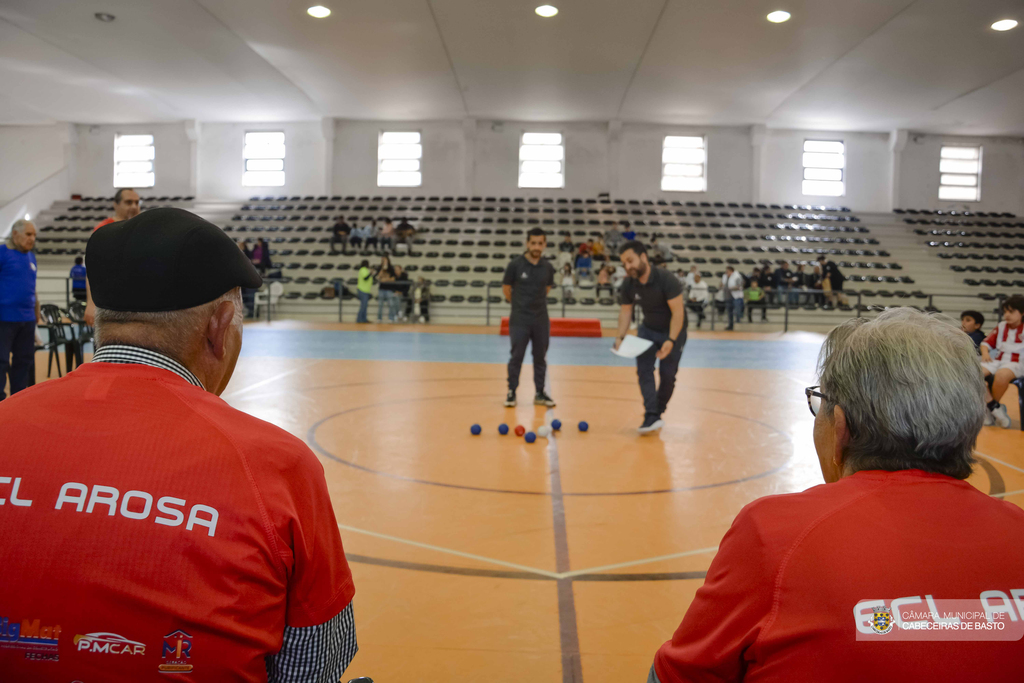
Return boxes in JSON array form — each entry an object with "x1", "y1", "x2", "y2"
[{"x1": 86, "y1": 207, "x2": 263, "y2": 312}]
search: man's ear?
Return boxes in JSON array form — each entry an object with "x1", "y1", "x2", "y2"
[
  {"x1": 206, "y1": 300, "x2": 236, "y2": 360},
  {"x1": 832, "y1": 405, "x2": 850, "y2": 471}
]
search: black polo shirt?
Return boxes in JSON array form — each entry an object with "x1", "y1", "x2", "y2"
[
  {"x1": 503, "y1": 254, "x2": 556, "y2": 326},
  {"x1": 618, "y1": 265, "x2": 684, "y2": 333}
]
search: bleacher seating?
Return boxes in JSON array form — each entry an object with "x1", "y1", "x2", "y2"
[{"x1": 27, "y1": 194, "x2": 1021, "y2": 326}]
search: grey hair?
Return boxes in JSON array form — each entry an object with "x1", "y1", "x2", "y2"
[
  {"x1": 10, "y1": 218, "x2": 31, "y2": 234},
  {"x1": 95, "y1": 288, "x2": 243, "y2": 359},
  {"x1": 817, "y1": 307, "x2": 985, "y2": 480}
]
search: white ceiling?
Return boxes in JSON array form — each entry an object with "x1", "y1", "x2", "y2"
[{"x1": 0, "y1": 0, "x2": 1022, "y2": 135}]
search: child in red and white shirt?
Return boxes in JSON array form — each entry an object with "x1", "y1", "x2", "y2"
[{"x1": 980, "y1": 294, "x2": 1024, "y2": 428}]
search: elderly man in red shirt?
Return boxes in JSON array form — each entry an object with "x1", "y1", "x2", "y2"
[
  {"x1": 650, "y1": 308, "x2": 1024, "y2": 683},
  {"x1": 0, "y1": 208, "x2": 357, "y2": 682}
]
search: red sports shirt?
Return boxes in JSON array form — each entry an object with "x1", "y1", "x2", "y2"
[
  {"x1": 93, "y1": 217, "x2": 115, "y2": 231},
  {"x1": 982, "y1": 321, "x2": 1024, "y2": 363},
  {"x1": 654, "y1": 469, "x2": 1024, "y2": 682},
  {"x1": 0, "y1": 361, "x2": 354, "y2": 681}
]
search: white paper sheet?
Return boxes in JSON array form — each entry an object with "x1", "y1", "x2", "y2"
[{"x1": 610, "y1": 335, "x2": 655, "y2": 359}]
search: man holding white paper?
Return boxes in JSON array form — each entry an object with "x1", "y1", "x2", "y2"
[{"x1": 613, "y1": 241, "x2": 686, "y2": 434}]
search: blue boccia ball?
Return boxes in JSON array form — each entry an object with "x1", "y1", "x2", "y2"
[
  {"x1": 471, "y1": 424, "x2": 482, "y2": 435},
  {"x1": 551, "y1": 419, "x2": 562, "y2": 431},
  {"x1": 578, "y1": 421, "x2": 589, "y2": 432},
  {"x1": 524, "y1": 431, "x2": 537, "y2": 443},
  {"x1": 498, "y1": 423, "x2": 509, "y2": 435}
]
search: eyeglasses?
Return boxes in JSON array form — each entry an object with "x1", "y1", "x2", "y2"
[{"x1": 805, "y1": 386, "x2": 829, "y2": 416}]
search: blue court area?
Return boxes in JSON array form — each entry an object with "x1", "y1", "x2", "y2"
[{"x1": 240, "y1": 329, "x2": 823, "y2": 372}]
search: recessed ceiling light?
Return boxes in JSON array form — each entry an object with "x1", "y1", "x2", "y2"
[
  {"x1": 766, "y1": 10, "x2": 791, "y2": 23},
  {"x1": 307, "y1": 5, "x2": 331, "y2": 19},
  {"x1": 535, "y1": 5, "x2": 558, "y2": 18},
  {"x1": 991, "y1": 19, "x2": 1018, "y2": 31},
  {"x1": 94, "y1": 12, "x2": 116, "y2": 22}
]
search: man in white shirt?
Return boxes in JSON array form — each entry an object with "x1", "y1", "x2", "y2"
[
  {"x1": 686, "y1": 272, "x2": 709, "y2": 328},
  {"x1": 684, "y1": 266, "x2": 698, "y2": 289},
  {"x1": 722, "y1": 266, "x2": 744, "y2": 331}
]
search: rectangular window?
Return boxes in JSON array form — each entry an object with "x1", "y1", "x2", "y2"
[
  {"x1": 114, "y1": 134, "x2": 155, "y2": 188},
  {"x1": 661, "y1": 136, "x2": 706, "y2": 192},
  {"x1": 938, "y1": 146, "x2": 981, "y2": 202},
  {"x1": 378, "y1": 131, "x2": 422, "y2": 187},
  {"x1": 243, "y1": 131, "x2": 285, "y2": 187},
  {"x1": 519, "y1": 132, "x2": 564, "y2": 188},
  {"x1": 801, "y1": 140, "x2": 845, "y2": 197}
]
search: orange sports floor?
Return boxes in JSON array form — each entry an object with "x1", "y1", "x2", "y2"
[{"x1": 14, "y1": 326, "x2": 1024, "y2": 682}]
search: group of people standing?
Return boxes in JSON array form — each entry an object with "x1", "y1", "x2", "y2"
[
  {"x1": 353, "y1": 255, "x2": 430, "y2": 324},
  {"x1": 681, "y1": 258, "x2": 847, "y2": 330}
]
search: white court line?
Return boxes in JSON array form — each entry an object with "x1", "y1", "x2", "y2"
[
  {"x1": 977, "y1": 452, "x2": 1024, "y2": 476},
  {"x1": 560, "y1": 546, "x2": 719, "y2": 578},
  {"x1": 337, "y1": 522, "x2": 561, "y2": 579},
  {"x1": 992, "y1": 488, "x2": 1024, "y2": 499},
  {"x1": 222, "y1": 359, "x2": 322, "y2": 399}
]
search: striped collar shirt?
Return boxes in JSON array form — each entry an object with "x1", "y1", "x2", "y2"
[{"x1": 91, "y1": 344, "x2": 205, "y2": 390}]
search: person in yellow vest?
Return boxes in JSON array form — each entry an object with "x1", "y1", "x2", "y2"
[{"x1": 356, "y1": 260, "x2": 372, "y2": 323}]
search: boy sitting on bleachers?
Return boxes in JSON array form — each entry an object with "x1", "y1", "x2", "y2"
[
  {"x1": 980, "y1": 294, "x2": 1024, "y2": 428},
  {"x1": 960, "y1": 310, "x2": 985, "y2": 350}
]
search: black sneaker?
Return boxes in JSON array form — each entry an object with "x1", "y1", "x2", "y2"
[
  {"x1": 534, "y1": 392, "x2": 556, "y2": 407},
  {"x1": 637, "y1": 415, "x2": 665, "y2": 435},
  {"x1": 504, "y1": 390, "x2": 517, "y2": 407}
]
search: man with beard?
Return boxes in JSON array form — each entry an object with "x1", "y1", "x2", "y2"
[
  {"x1": 614, "y1": 241, "x2": 685, "y2": 434},
  {"x1": 503, "y1": 227, "x2": 556, "y2": 407}
]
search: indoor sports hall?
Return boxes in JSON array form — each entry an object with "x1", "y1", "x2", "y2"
[{"x1": 1, "y1": 2, "x2": 1023, "y2": 683}]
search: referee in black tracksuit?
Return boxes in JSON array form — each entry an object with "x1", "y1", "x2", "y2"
[
  {"x1": 503, "y1": 227, "x2": 557, "y2": 407},
  {"x1": 613, "y1": 240, "x2": 686, "y2": 434}
]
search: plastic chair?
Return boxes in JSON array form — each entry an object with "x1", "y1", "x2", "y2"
[
  {"x1": 254, "y1": 281, "x2": 285, "y2": 319},
  {"x1": 1012, "y1": 377, "x2": 1024, "y2": 432},
  {"x1": 39, "y1": 304, "x2": 71, "y2": 378}
]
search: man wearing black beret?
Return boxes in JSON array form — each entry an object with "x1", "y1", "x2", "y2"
[{"x1": 0, "y1": 208, "x2": 359, "y2": 681}]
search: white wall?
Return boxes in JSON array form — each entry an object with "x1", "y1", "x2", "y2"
[
  {"x1": 618, "y1": 124, "x2": 753, "y2": 202},
  {"x1": 0, "y1": 124, "x2": 67, "y2": 204},
  {"x1": 333, "y1": 120, "x2": 467, "y2": 196},
  {"x1": 73, "y1": 122, "x2": 194, "y2": 198},
  {"x1": 199, "y1": 121, "x2": 326, "y2": 202},
  {"x1": 759, "y1": 129, "x2": 892, "y2": 211},
  {"x1": 16, "y1": 117, "x2": 1024, "y2": 214},
  {"x1": 897, "y1": 134, "x2": 1024, "y2": 215}
]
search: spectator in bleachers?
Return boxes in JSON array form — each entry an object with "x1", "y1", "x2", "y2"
[
  {"x1": 365, "y1": 219, "x2": 381, "y2": 253},
  {"x1": 744, "y1": 276, "x2": 768, "y2": 322},
  {"x1": 0, "y1": 219, "x2": 41, "y2": 401},
  {"x1": 793, "y1": 263, "x2": 808, "y2": 305},
  {"x1": 70, "y1": 256, "x2": 87, "y2": 301},
  {"x1": 414, "y1": 277, "x2": 430, "y2": 323},
  {"x1": 331, "y1": 217, "x2": 351, "y2": 255},
  {"x1": 650, "y1": 237, "x2": 674, "y2": 266},
  {"x1": 649, "y1": 308, "x2": 1023, "y2": 683},
  {"x1": 558, "y1": 234, "x2": 575, "y2": 270},
  {"x1": 253, "y1": 238, "x2": 273, "y2": 273},
  {"x1": 612, "y1": 263, "x2": 627, "y2": 292},
  {"x1": 591, "y1": 236, "x2": 607, "y2": 262},
  {"x1": 821, "y1": 258, "x2": 846, "y2": 307},
  {"x1": 960, "y1": 310, "x2": 986, "y2": 350},
  {"x1": 348, "y1": 223, "x2": 365, "y2": 251},
  {"x1": 686, "y1": 272, "x2": 709, "y2": 328},
  {"x1": 773, "y1": 260, "x2": 796, "y2": 306},
  {"x1": 356, "y1": 260, "x2": 372, "y2": 323},
  {"x1": 236, "y1": 238, "x2": 253, "y2": 260},
  {"x1": 596, "y1": 265, "x2": 615, "y2": 298},
  {"x1": 393, "y1": 264, "x2": 412, "y2": 322},
  {"x1": 396, "y1": 217, "x2": 416, "y2": 244},
  {"x1": 721, "y1": 266, "x2": 744, "y2": 331},
  {"x1": 980, "y1": 295, "x2": 1024, "y2": 429},
  {"x1": 560, "y1": 264, "x2": 576, "y2": 300},
  {"x1": 85, "y1": 188, "x2": 143, "y2": 326},
  {"x1": 374, "y1": 255, "x2": 397, "y2": 323},
  {"x1": 380, "y1": 218, "x2": 396, "y2": 253},
  {"x1": 603, "y1": 221, "x2": 624, "y2": 253},
  {"x1": 576, "y1": 251, "x2": 593, "y2": 279},
  {"x1": 809, "y1": 265, "x2": 825, "y2": 306},
  {"x1": 621, "y1": 221, "x2": 637, "y2": 241},
  {"x1": 757, "y1": 263, "x2": 774, "y2": 304},
  {"x1": 684, "y1": 265, "x2": 698, "y2": 289}
]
